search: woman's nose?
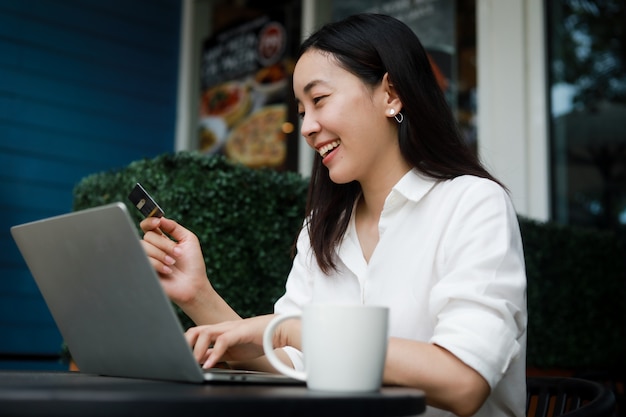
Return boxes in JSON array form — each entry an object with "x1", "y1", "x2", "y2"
[{"x1": 300, "y1": 114, "x2": 320, "y2": 140}]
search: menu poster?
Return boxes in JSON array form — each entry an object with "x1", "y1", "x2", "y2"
[{"x1": 198, "y1": 15, "x2": 296, "y2": 170}]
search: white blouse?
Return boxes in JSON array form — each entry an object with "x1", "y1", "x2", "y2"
[{"x1": 274, "y1": 169, "x2": 527, "y2": 417}]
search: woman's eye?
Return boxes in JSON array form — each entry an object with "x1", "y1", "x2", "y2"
[{"x1": 297, "y1": 95, "x2": 326, "y2": 119}]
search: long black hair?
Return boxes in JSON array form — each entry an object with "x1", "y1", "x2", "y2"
[{"x1": 299, "y1": 13, "x2": 502, "y2": 273}]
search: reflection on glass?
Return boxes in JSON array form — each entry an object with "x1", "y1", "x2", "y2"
[{"x1": 548, "y1": 0, "x2": 626, "y2": 239}]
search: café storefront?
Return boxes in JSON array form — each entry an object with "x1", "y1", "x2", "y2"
[{"x1": 178, "y1": 0, "x2": 625, "y2": 240}]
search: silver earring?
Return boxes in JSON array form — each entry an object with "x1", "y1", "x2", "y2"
[{"x1": 394, "y1": 112, "x2": 404, "y2": 124}]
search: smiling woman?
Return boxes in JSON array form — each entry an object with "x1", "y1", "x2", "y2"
[{"x1": 137, "y1": 13, "x2": 527, "y2": 417}]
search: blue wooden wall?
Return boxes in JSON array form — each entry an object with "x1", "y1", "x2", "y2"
[{"x1": 0, "y1": 0, "x2": 181, "y2": 368}]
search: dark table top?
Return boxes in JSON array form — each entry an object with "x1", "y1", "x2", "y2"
[{"x1": 0, "y1": 370, "x2": 426, "y2": 417}]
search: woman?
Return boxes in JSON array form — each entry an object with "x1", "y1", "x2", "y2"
[{"x1": 141, "y1": 13, "x2": 527, "y2": 417}]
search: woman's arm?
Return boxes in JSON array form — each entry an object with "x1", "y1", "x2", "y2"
[{"x1": 385, "y1": 338, "x2": 490, "y2": 417}]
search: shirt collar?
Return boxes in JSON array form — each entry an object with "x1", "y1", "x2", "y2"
[
  {"x1": 339, "y1": 169, "x2": 441, "y2": 275},
  {"x1": 387, "y1": 168, "x2": 439, "y2": 204}
]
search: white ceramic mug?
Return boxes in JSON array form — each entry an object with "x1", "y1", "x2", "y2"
[{"x1": 263, "y1": 304, "x2": 389, "y2": 392}]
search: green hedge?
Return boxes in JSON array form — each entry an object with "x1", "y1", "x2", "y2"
[
  {"x1": 73, "y1": 151, "x2": 626, "y2": 371},
  {"x1": 73, "y1": 151, "x2": 309, "y2": 328},
  {"x1": 520, "y1": 217, "x2": 626, "y2": 370}
]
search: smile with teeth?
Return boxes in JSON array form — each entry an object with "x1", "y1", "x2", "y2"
[{"x1": 318, "y1": 140, "x2": 341, "y2": 157}]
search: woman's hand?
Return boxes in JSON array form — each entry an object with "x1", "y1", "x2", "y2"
[
  {"x1": 185, "y1": 314, "x2": 301, "y2": 371},
  {"x1": 139, "y1": 217, "x2": 239, "y2": 324},
  {"x1": 185, "y1": 315, "x2": 276, "y2": 369},
  {"x1": 140, "y1": 216, "x2": 209, "y2": 305}
]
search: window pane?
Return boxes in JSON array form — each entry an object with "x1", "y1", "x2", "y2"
[{"x1": 548, "y1": 0, "x2": 626, "y2": 238}]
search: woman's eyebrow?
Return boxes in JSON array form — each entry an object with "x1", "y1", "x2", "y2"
[{"x1": 303, "y1": 79, "x2": 328, "y2": 94}]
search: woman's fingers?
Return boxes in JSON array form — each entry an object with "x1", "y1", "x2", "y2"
[
  {"x1": 185, "y1": 323, "x2": 245, "y2": 368},
  {"x1": 186, "y1": 326, "x2": 214, "y2": 364},
  {"x1": 139, "y1": 217, "x2": 184, "y2": 274},
  {"x1": 151, "y1": 217, "x2": 194, "y2": 245},
  {"x1": 139, "y1": 216, "x2": 162, "y2": 233},
  {"x1": 139, "y1": 239, "x2": 176, "y2": 274},
  {"x1": 202, "y1": 334, "x2": 232, "y2": 369},
  {"x1": 185, "y1": 317, "x2": 276, "y2": 369}
]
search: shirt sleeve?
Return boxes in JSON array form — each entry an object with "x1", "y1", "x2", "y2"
[
  {"x1": 428, "y1": 178, "x2": 527, "y2": 388},
  {"x1": 272, "y1": 222, "x2": 314, "y2": 372}
]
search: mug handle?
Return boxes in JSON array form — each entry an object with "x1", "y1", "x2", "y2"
[{"x1": 263, "y1": 313, "x2": 306, "y2": 381}]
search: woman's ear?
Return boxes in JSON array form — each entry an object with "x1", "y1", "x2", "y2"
[{"x1": 382, "y1": 72, "x2": 402, "y2": 112}]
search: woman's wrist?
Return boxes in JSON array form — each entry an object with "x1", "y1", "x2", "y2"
[
  {"x1": 276, "y1": 317, "x2": 302, "y2": 350},
  {"x1": 184, "y1": 280, "x2": 240, "y2": 325}
]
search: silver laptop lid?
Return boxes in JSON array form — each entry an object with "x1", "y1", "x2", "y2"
[{"x1": 11, "y1": 202, "x2": 206, "y2": 383}]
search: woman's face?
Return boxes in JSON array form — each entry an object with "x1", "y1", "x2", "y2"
[{"x1": 293, "y1": 49, "x2": 400, "y2": 185}]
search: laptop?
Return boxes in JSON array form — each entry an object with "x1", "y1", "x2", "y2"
[{"x1": 10, "y1": 202, "x2": 299, "y2": 384}]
